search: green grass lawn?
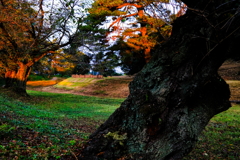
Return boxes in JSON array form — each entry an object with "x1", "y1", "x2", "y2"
[
  {"x1": 0, "y1": 90, "x2": 124, "y2": 159},
  {"x1": 0, "y1": 90, "x2": 239, "y2": 159},
  {"x1": 183, "y1": 105, "x2": 240, "y2": 160}
]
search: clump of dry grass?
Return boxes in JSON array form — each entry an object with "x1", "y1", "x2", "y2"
[{"x1": 226, "y1": 80, "x2": 240, "y2": 101}]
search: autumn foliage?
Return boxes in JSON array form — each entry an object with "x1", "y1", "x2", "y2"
[
  {"x1": 0, "y1": 0, "x2": 81, "y2": 95},
  {"x1": 88, "y1": 0, "x2": 185, "y2": 74}
]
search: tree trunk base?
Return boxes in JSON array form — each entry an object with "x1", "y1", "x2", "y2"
[
  {"x1": 78, "y1": 74, "x2": 231, "y2": 160},
  {"x1": 3, "y1": 86, "x2": 29, "y2": 97}
]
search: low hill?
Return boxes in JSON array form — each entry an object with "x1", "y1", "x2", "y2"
[
  {"x1": 26, "y1": 60, "x2": 240, "y2": 100},
  {"x1": 218, "y1": 60, "x2": 240, "y2": 80},
  {"x1": 27, "y1": 76, "x2": 133, "y2": 98}
]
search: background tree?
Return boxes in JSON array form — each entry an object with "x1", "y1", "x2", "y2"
[
  {"x1": 91, "y1": 51, "x2": 120, "y2": 76},
  {"x1": 79, "y1": 0, "x2": 240, "y2": 159},
  {"x1": 0, "y1": 0, "x2": 89, "y2": 95},
  {"x1": 109, "y1": 38, "x2": 147, "y2": 75},
  {"x1": 71, "y1": 54, "x2": 91, "y2": 75},
  {"x1": 32, "y1": 48, "x2": 91, "y2": 77},
  {"x1": 31, "y1": 56, "x2": 55, "y2": 78},
  {"x1": 88, "y1": 0, "x2": 184, "y2": 74},
  {"x1": 63, "y1": 44, "x2": 91, "y2": 75}
]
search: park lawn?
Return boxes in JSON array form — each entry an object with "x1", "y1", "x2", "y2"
[
  {"x1": 0, "y1": 90, "x2": 124, "y2": 159},
  {"x1": 0, "y1": 89, "x2": 239, "y2": 159},
  {"x1": 183, "y1": 104, "x2": 240, "y2": 159}
]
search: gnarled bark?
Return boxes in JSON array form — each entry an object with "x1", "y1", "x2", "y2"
[{"x1": 79, "y1": 0, "x2": 240, "y2": 159}]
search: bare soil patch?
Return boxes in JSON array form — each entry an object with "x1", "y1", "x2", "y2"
[{"x1": 77, "y1": 77, "x2": 132, "y2": 98}]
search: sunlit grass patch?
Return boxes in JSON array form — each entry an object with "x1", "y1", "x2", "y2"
[
  {"x1": 55, "y1": 77, "x2": 101, "y2": 89},
  {"x1": 226, "y1": 80, "x2": 240, "y2": 86},
  {"x1": 27, "y1": 80, "x2": 58, "y2": 87},
  {"x1": 226, "y1": 80, "x2": 240, "y2": 101}
]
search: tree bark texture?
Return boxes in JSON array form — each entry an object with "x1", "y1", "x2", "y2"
[
  {"x1": 79, "y1": 1, "x2": 240, "y2": 159},
  {"x1": 4, "y1": 62, "x2": 31, "y2": 96}
]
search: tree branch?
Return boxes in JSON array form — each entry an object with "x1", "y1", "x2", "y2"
[
  {"x1": 37, "y1": 0, "x2": 44, "y2": 37},
  {"x1": 0, "y1": 23, "x2": 18, "y2": 50}
]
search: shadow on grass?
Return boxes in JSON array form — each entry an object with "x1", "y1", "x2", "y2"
[{"x1": 0, "y1": 90, "x2": 123, "y2": 159}]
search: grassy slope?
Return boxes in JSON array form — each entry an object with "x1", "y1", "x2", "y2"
[
  {"x1": 28, "y1": 76, "x2": 239, "y2": 100},
  {"x1": 0, "y1": 89, "x2": 239, "y2": 159},
  {"x1": 28, "y1": 76, "x2": 132, "y2": 98},
  {"x1": 0, "y1": 90, "x2": 124, "y2": 159}
]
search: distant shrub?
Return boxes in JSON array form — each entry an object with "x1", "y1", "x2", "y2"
[
  {"x1": 28, "y1": 75, "x2": 50, "y2": 81},
  {"x1": 0, "y1": 78, "x2": 5, "y2": 86},
  {"x1": 54, "y1": 74, "x2": 70, "y2": 78}
]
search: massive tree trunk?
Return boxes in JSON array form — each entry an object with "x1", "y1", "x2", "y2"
[
  {"x1": 3, "y1": 53, "x2": 48, "y2": 96},
  {"x1": 79, "y1": 0, "x2": 240, "y2": 159},
  {"x1": 4, "y1": 62, "x2": 32, "y2": 96}
]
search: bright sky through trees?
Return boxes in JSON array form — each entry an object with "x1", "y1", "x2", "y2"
[
  {"x1": 101, "y1": 0, "x2": 185, "y2": 45},
  {"x1": 85, "y1": 0, "x2": 186, "y2": 74}
]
